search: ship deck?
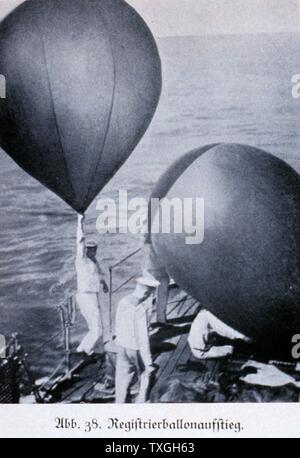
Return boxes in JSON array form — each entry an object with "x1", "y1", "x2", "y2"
[
  {"x1": 18, "y1": 247, "x2": 300, "y2": 404},
  {"x1": 43, "y1": 289, "x2": 200, "y2": 403}
]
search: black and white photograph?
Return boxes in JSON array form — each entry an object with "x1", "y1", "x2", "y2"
[{"x1": 0, "y1": 0, "x2": 300, "y2": 427}]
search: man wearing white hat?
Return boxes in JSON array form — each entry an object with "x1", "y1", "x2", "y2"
[
  {"x1": 75, "y1": 214, "x2": 109, "y2": 354},
  {"x1": 114, "y1": 274, "x2": 159, "y2": 403}
]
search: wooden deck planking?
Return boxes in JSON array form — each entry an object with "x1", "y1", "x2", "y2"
[
  {"x1": 53, "y1": 292, "x2": 200, "y2": 403},
  {"x1": 150, "y1": 295, "x2": 201, "y2": 397}
]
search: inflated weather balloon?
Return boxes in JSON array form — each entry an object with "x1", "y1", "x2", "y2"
[
  {"x1": 0, "y1": 0, "x2": 161, "y2": 213},
  {"x1": 151, "y1": 143, "x2": 300, "y2": 358}
]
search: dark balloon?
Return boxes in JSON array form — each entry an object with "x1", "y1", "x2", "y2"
[
  {"x1": 146, "y1": 143, "x2": 219, "y2": 240},
  {"x1": 0, "y1": 0, "x2": 161, "y2": 213},
  {"x1": 151, "y1": 144, "x2": 300, "y2": 358}
]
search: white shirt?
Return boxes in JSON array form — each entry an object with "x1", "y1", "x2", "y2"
[
  {"x1": 188, "y1": 309, "x2": 247, "y2": 359},
  {"x1": 76, "y1": 256, "x2": 102, "y2": 293},
  {"x1": 115, "y1": 294, "x2": 152, "y2": 366},
  {"x1": 76, "y1": 220, "x2": 104, "y2": 294}
]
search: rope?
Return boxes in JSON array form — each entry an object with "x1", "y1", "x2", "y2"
[
  {"x1": 109, "y1": 248, "x2": 142, "y2": 271},
  {"x1": 112, "y1": 274, "x2": 138, "y2": 294},
  {"x1": 29, "y1": 330, "x2": 64, "y2": 357},
  {"x1": 39, "y1": 358, "x2": 66, "y2": 392}
]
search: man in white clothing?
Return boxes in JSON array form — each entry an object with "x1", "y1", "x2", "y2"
[
  {"x1": 188, "y1": 311, "x2": 300, "y2": 391},
  {"x1": 188, "y1": 309, "x2": 251, "y2": 360},
  {"x1": 76, "y1": 214, "x2": 109, "y2": 354},
  {"x1": 114, "y1": 275, "x2": 159, "y2": 403}
]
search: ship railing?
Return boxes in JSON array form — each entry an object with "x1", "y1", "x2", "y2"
[
  {"x1": 108, "y1": 247, "x2": 142, "y2": 333},
  {"x1": 0, "y1": 334, "x2": 21, "y2": 403},
  {"x1": 0, "y1": 333, "x2": 43, "y2": 403}
]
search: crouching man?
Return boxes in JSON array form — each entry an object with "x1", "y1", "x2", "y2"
[
  {"x1": 114, "y1": 275, "x2": 159, "y2": 403},
  {"x1": 188, "y1": 309, "x2": 251, "y2": 360},
  {"x1": 188, "y1": 310, "x2": 300, "y2": 391}
]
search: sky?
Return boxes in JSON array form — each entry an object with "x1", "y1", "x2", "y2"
[
  {"x1": 0, "y1": 0, "x2": 299, "y2": 36},
  {"x1": 128, "y1": 0, "x2": 300, "y2": 36}
]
